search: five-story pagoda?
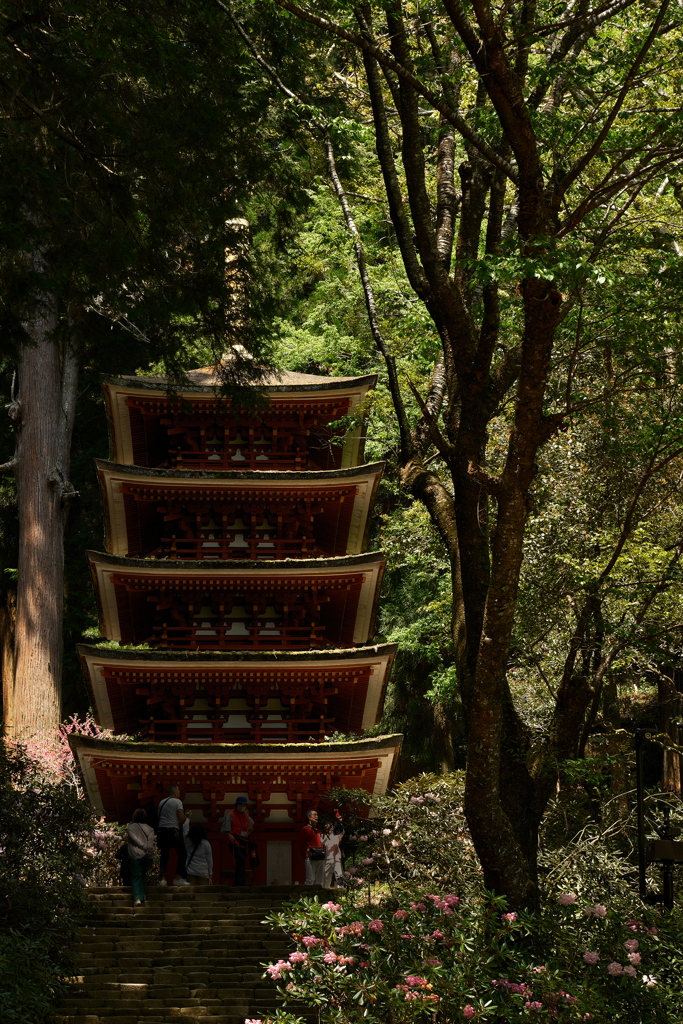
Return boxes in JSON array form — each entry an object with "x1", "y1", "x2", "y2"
[{"x1": 71, "y1": 360, "x2": 401, "y2": 885}]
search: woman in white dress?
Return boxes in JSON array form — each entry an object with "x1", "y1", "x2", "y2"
[{"x1": 321, "y1": 821, "x2": 344, "y2": 888}]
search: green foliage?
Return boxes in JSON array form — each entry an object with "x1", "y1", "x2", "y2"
[
  {"x1": 0, "y1": 739, "x2": 100, "y2": 1022},
  {"x1": 0, "y1": 932, "x2": 69, "y2": 1024}
]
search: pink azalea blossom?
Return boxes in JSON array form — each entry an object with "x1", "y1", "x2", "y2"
[
  {"x1": 558, "y1": 893, "x2": 576, "y2": 906},
  {"x1": 394, "y1": 909, "x2": 408, "y2": 920},
  {"x1": 289, "y1": 951, "x2": 308, "y2": 964},
  {"x1": 584, "y1": 903, "x2": 607, "y2": 918},
  {"x1": 583, "y1": 951, "x2": 600, "y2": 965},
  {"x1": 524, "y1": 1002, "x2": 543, "y2": 1011},
  {"x1": 607, "y1": 962, "x2": 623, "y2": 976},
  {"x1": 628, "y1": 952, "x2": 641, "y2": 966},
  {"x1": 624, "y1": 939, "x2": 639, "y2": 953},
  {"x1": 431, "y1": 930, "x2": 445, "y2": 939},
  {"x1": 361, "y1": 857, "x2": 374, "y2": 866},
  {"x1": 368, "y1": 919, "x2": 383, "y2": 932},
  {"x1": 623, "y1": 966, "x2": 637, "y2": 977},
  {"x1": 382, "y1": 828, "x2": 392, "y2": 835},
  {"x1": 501, "y1": 912, "x2": 517, "y2": 923},
  {"x1": 321, "y1": 902, "x2": 341, "y2": 912},
  {"x1": 462, "y1": 1006, "x2": 476, "y2": 1019},
  {"x1": 391, "y1": 839, "x2": 400, "y2": 847},
  {"x1": 404, "y1": 975, "x2": 428, "y2": 987},
  {"x1": 323, "y1": 951, "x2": 338, "y2": 964},
  {"x1": 302, "y1": 935, "x2": 322, "y2": 948}
]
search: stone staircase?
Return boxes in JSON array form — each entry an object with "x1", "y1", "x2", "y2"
[{"x1": 55, "y1": 885, "x2": 321, "y2": 1024}]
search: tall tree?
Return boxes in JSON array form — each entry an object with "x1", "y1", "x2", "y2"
[
  {"x1": 222, "y1": 0, "x2": 683, "y2": 905},
  {"x1": 0, "y1": 0, "x2": 302, "y2": 739}
]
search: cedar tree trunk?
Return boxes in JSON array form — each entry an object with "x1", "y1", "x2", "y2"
[{"x1": 6, "y1": 300, "x2": 78, "y2": 740}]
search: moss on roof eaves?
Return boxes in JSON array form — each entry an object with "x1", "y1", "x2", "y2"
[
  {"x1": 69, "y1": 733, "x2": 403, "y2": 756},
  {"x1": 77, "y1": 642, "x2": 397, "y2": 662}
]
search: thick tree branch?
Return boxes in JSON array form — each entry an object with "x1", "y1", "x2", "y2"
[
  {"x1": 323, "y1": 133, "x2": 414, "y2": 459},
  {"x1": 359, "y1": 45, "x2": 430, "y2": 299}
]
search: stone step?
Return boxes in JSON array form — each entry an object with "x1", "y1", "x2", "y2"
[{"x1": 55, "y1": 885, "x2": 314, "y2": 1024}]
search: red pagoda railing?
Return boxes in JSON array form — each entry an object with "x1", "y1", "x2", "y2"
[
  {"x1": 139, "y1": 715, "x2": 336, "y2": 744},
  {"x1": 151, "y1": 621, "x2": 328, "y2": 650},
  {"x1": 153, "y1": 535, "x2": 322, "y2": 561}
]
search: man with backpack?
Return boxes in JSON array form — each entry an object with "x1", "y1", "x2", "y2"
[{"x1": 157, "y1": 784, "x2": 191, "y2": 886}]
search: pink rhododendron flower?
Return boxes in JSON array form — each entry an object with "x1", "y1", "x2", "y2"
[
  {"x1": 624, "y1": 939, "x2": 639, "y2": 953},
  {"x1": 404, "y1": 975, "x2": 428, "y2": 987},
  {"x1": 289, "y1": 951, "x2": 308, "y2": 964},
  {"x1": 462, "y1": 1006, "x2": 476, "y2": 1019},
  {"x1": 361, "y1": 857, "x2": 374, "y2": 866},
  {"x1": 525, "y1": 1002, "x2": 543, "y2": 1011},
  {"x1": 410, "y1": 901, "x2": 427, "y2": 911},
  {"x1": 584, "y1": 903, "x2": 607, "y2": 918},
  {"x1": 628, "y1": 952, "x2": 641, "y2": 966},
  {"x1": 266, "y1": 960, "x2": 293, "y2": 980},
  {"x1": 431, "y1": 930, "x2": 445, "y2": 939},
  {"x1": 368, "y1": 919, "x2": 383, "y2": 932},
  {"x1": 323, "y1": 951, "x2": 338, "y2": 964},
  {"x1": 623, "y1": 966, "x2": 637, "y2": 977},
  {"x1": 583, "y1": 951, "x2": 600, "y2": 965},
  {"x1": 321, "y1": 902, "x2": 341, "y2": 912},
  {"x1": 558, "y1": 893, "x2": 576, "y2": 906},
  {"x1": 302, "y1": 936, "x2": 322, "y2": 947},
  {"x1": 394, "y1": 909, "x2": 408, "y2": 920},
  {"x1": 493, "y1": 980, "x2": 526, "y2": 994},
  {"x1": 382, "y1": 828, "x2": 392, "y2": 835},
  {"x1": 642, "y1": 975, "x2": 657, "y2": 987},
  {"x1": 607, "y1": 962, "x2": 623, "y2": 976},
  {"x1": 391, "y1": 839, "x2": 400, "y2": 847},
  {"x1": 501, "y1": 912, "x2": 517, "y2": 923},
  {"x1": 359, "y1": 835, "x2": 368, "y2": 841},
  {"x1": 410, "y1": 796, "x2": 425, "y2": 804},
  {"x1": 338, "y1": 956, "x2": 355, "y2": 966}
]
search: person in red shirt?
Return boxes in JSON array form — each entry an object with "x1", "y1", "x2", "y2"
[
  {"x1": 301, "y1": 808, "x2": 324, "y2": 885},
  {"x1": 220, "y1": 796, "x2": 254, "y2": 886}
]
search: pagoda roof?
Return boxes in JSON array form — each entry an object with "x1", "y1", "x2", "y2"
[
  {"x1": 88, "y1": 550, "x2": 386, "y2": 649},
  {"x1": 96, "y1": 460, "x2": 384, "y2": 560},
  {"x1": 103, "y1": 373, "x2": 374, "y2": 470},
  {"x1": 103, "y1": 367, "x2": 378, "y2": 393},
  {"x1": 69, "y1": 732, "x2": 402, "y2": 823},
  {"x1": 78, "y1": 642, "x2": 397, "y2": 737}
]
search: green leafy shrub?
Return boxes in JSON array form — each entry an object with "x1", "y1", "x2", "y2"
[
  {"x1": 0, "y1": 739, "x2": 101, "y2": 1022},
  {"x1": 261, "y1": 892, "x2": 682, "y2": 1023},
  {"x1": 255, "y1": 774, "x2": 683, "y2": 1024},
  {"x1": 0, "y1": 932, "x2": 69, "y2": 1024}
]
